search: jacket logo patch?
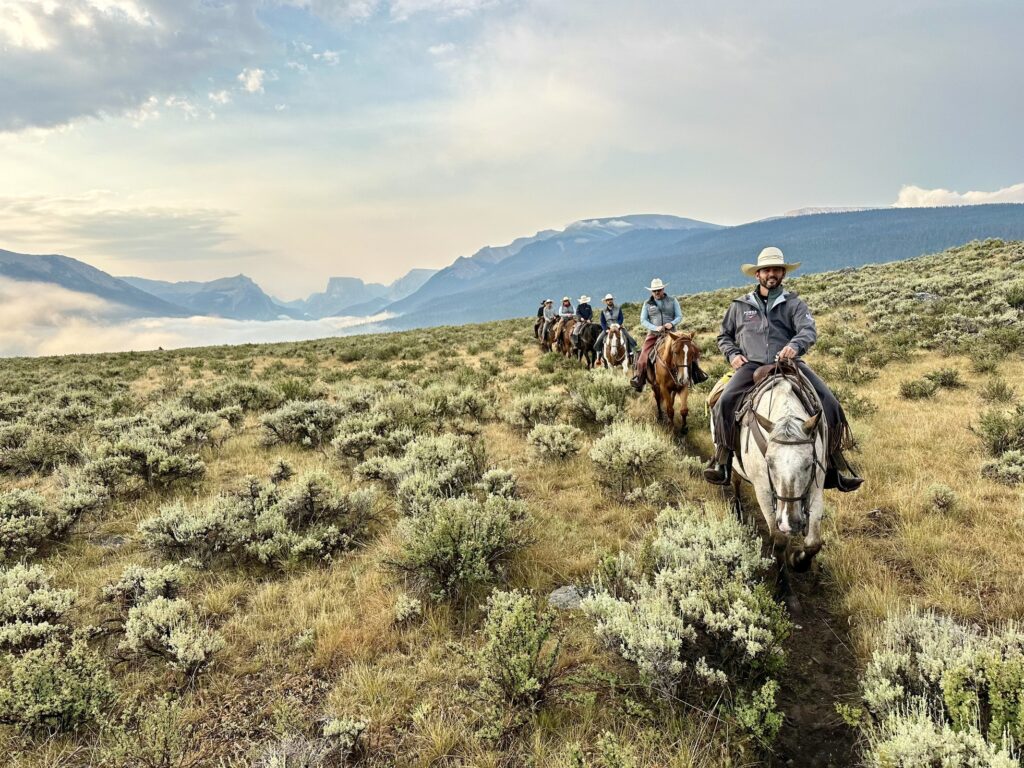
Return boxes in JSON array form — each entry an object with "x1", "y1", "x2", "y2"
[{"x1": 742, "y1": 310, "x2": 759, "y2": 321}]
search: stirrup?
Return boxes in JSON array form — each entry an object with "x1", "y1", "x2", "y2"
[
  {"x1": 630, "y1": 375, "x2": 644, "y2": 392},
  {"x1": 702, "y1": 454, "x2": 732, "y2": 486}
]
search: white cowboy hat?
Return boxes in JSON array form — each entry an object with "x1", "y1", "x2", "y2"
[
  {"x1": 741, "y1": 246, "x2": 801, "y2": 278},
  {"x1": 646, "y1": 278, "x2": 668, "y2": 292},
  {"x1": 578, "y1": 295, "x2": 591, "y2": 304},
  {"x1": 561, "y1": 296, "x2": 571, "y2": 302},
  {"x1": 544, "y1": 299, "x2": 553, "y2": 304},
  {"x1": 603, "y1": 293, "x2": 615, "y2": 301}
]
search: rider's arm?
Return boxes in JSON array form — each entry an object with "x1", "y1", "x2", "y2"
[
  {"x1": 669, "y1": 298, "x2": 682, "y2": 327},
  {"x1": 640, "y1": 302, "x2": 660, "y2": 332},
  {"x1": 717, "y1": 304, "x2": 743, "y2": 362},
  {"x1": 787, "y1": 297, "x2": 817, "y2": 355},
  {"x1": 600, "y1": 311, "x2": 609, "y2": 331}
]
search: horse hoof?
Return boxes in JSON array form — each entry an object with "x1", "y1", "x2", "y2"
[{"x1": 785, "y1": 594, "x2": 803, "y2": 616}]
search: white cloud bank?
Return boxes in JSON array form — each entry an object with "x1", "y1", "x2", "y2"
[
  {"x1": 894, "y1": 183, "x2": 1024, "y2": 208},
  {"x1": 0, "y1": 278, "x2": 388, "y2": 358}
]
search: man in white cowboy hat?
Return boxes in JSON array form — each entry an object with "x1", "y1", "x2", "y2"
[
  {"x1": 538, "y1": 298, "x2": 556, "y2": 339},
  {"x1": 571, "y1": 294, "x2": 593, "y2": 337},
  {"x1": 594, "y1": 293, "x2": 636, "y2": 359},
  {"x1": 630, "y1": 278, "x2": 682, "y2": 391},
  {"x1": 551, "y1": 295, "x2": 575, "y2": 340},
  {"x1": 703, "y1": 247, "x2": 862, "y2": 491}
]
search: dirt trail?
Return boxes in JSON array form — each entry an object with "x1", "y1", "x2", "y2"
[{"x1": 765, "y1": 569, "x2": 860, "y2": 767}]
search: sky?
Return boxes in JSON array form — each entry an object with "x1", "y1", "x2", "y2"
[{"x1": 1, "y1": 0, "x2": 1023, "y2": 300}]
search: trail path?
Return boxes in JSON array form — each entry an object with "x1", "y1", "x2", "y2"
[{"x1": 765, "y1": 569, "x2": 860, "y2": 767}]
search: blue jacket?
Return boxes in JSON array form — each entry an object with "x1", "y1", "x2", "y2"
[
  {"x1": 576, "y1": 303, "x2": 593, "y2": 321},
  {"x1": 640, "y1": 295, "x2": 682, "y2": 332},
  {"x1": 600, "y1": 304, "x2": 624, "y2": 330}
]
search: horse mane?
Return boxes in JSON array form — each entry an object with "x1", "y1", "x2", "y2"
[{"x1": 770, "y1": 411, "x2": 810, "y2": 442}]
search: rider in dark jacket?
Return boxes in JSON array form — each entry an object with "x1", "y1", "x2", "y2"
[
  {"x1": 572, "y1": 295, "x2": 593, "y2": 338},
  {"x1": 594, "y1": 294, "x2": 636, "y2": 358},
  {"x1": 704, "y1": 247, "x2": 862, "y2": 492}
]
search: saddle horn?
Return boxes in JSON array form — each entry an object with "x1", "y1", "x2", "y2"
[{"x1": 754, "y1": 411, "x2": 775, "y2": 433}]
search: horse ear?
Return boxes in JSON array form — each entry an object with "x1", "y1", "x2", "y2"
[
  {"x1": 754, "y1": 411, "x2": 775, "y2": 433},
  {"x1": 802, "y1": 412, "x2": 821, "y2": 434}
]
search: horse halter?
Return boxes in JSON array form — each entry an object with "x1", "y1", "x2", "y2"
[{"x1": 763, "y1": 429, "x2": 822, "y2": 537}]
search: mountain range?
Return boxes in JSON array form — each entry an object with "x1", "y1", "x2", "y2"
[{"x1": 3, "y1": 204, "x2": 1024, "y2": 329}]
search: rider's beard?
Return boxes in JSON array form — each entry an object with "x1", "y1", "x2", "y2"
[{"x1": 759, "y1": 276, "x2": 782, "y2": 291}]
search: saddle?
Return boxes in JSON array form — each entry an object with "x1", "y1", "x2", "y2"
[{"x1": 737, "y1": 362, "x2": 826, "y2": 461}]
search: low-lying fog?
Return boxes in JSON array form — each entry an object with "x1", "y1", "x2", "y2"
[{"x1": 0, "y1": 278, "x2": 390, "y2": 357}]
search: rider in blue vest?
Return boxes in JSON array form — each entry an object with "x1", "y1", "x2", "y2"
[
  {"x1": 631, "y1": 278, "x2": 683, "y2": 391},
  {"x1": 594, "y1": 293, "x2": 636, "y2": 359}
]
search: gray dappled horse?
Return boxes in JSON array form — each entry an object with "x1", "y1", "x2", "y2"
[{"x1": 720, "y1": 370, "x2": 826, "y2": 610}]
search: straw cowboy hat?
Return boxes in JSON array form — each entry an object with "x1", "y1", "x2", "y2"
[
  {"x1": 741, "y1": 246, "x2": 801, "y2": 278},
  {"x1": 561, "y1": 296, "x2": 571, "y2": 302},
  {"x1": 603, "y1": 293, "x2": 615, "y2": 301},
  {"x1": 578, "y1": 295, "x2": 591, "y2": 304},
  {"x1": 646, "y1": 278, "x2": 668, "y2": 292}
]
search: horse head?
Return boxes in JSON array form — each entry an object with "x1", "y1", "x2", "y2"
[
  {"x1": 752, "y1": 408, "x2": 824, "y2": 571},
  {"x1": 663, "y1": 331, "x2": 699, "y2": 387}
]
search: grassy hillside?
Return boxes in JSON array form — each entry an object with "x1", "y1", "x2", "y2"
[{"x1": 1, "y1": 239, "x2": 1023, "y2": 767}]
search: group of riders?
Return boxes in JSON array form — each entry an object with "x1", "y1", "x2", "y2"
[{"x1": 532, "y1": 246, "x2": 863, "y2": 493}]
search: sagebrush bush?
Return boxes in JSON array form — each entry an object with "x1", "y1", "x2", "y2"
[
  {"x1": 568, "y1": 370, "x2": 633, "y2": 424},
  {"x1": 0, "y1": 563, "x2": 75, "y2": 651},
  {"x1": 589, "y1": 421, "x2": 671, "y2": 495},
  {"x1": 982, "y1": 450, "x2": 1024, "y2": 485},
  {"x1": 476, "y1": 589, "x2": 561, "y2": 739},
  {"x1": 391, "y1": 495, "x2": 532, "y2": 600},
  {"x1": 261, "y1": 399, "x2": 344, "y2": 448},
  {"x1": 503, "y1": 393, "x2": 562, "y2": 431},
  {"x1": 528, "y1": 424, "x2": 583, "y2": 460},
  {"x1": 102, "y1": 564, "x2": 183, "y2": 612},
  {"x1": 899, "y1": 378, "x2": 938, "y2": 400},
  {"x1": 120, "y1": 596, "x2": 225, "y2": 676},
  {"x1": 477, "y1": 468, "x2": 519, "y2": 499},
  {"x1": 140, "y1": 471, "x2": 375, "y2": 566},
  {"x1": 0, "y1": 423, "x2": 81, "y2": 475},
  {"x1": 925, "y1": 484, "x2": 957, "y2": 513},
  {"x1": 0, "y1": 489, "x2": 50, "y2": 561},
  {"x1": 924, "y1": 367, "x2": 965, "y2": 389},
  {"x1": 582, "y1": 504, "x2": 788, "y2": 739},
  {"x1": 858, "y1": 611, "x2": 1024, "y2": 754},
  {"x1": 0, "y1": 635, "x2": 112, "y2": 732}
]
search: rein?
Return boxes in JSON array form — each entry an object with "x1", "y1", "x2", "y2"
[{"x1": 653, "y1": 334, "x2": 692, "y2": 388}]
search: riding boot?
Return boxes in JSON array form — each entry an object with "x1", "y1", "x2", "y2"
[
  {"x1": 630, "y1": 374, "x2": 644, "y2": 392},
  {"x1": 824, "y1": 449, "x2": 864, "y2": 492},
  {"x1": 702, "y1": 445, "x2": 733, "y2": 485}
]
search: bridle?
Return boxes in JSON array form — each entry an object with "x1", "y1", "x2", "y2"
[
  {"x1": 763, "y1": 429, "x2": 823, "y2": 536},
  {"x1": 654, "y1": 332, "x2": 694, "y2": 388}
]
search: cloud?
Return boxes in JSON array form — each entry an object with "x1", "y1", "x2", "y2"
[
  {"x1": 0, "y1": 277, "x2": 390, "y2": 357},
  {"x1": 208, "y1": 90, "x2": 232, "y2": 105},
  {"x1": 238, "y1": 67, "x2": 266, "y2": 94},
  {"x1": 0, "y1": 192, "x2": 260, "y2": 265},
  {"x1": 0, "y1": 0, "x2": 268, "y2": 132},
  {"x1": 893, "y1": 183, "x2": 1024, "y2": 208}
]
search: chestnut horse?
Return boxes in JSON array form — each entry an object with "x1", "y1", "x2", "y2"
[
  {"x1": 645, "y1": 331, "x2": 701, "y2": 434},
  {"x1": 556, "y1": 317, "x2": 577, "y2": 356}
]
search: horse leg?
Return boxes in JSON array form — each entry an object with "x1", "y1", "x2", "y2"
[
  {"x1": 730, "y1": 473, "x2": 743, "y2": 523},
  {"x1": 652, "y1": 381, "x2": 664, "y2": 422},
  {"x1": 774, "y1": 541, "x2": 801, "y2": 615},
  {"x1": 677, "y1": 385, "x2": 690, "y2": 435},
  {"x1": 664, "y1": 386, "x2": 677, "y2": 432}
]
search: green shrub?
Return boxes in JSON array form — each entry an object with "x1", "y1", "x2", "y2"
[
  {"x1": 261, "y1": 400, "x2": 344, "y2": 448},
  {"x1": 503, "y1": 393, "x2": 563, "y2": 431},
  {"x1": 391, "y1": 496, "x2": 532, "y2": 600},
  {"x1": 924, "y1": 367, "x2": 965, "y2": 389},
  {"x1": 973, "y1": 405, "x2": 1024, "y2": 456},
  {"x1": 99, "y1": 695, "x2": 198, "y2": 768},
  {"x1": 0, "y1": 635, "x2": 112, "y2": 732},
  {"x1": 856, "y1": 611, "x2": 1024, "y2": 761},
  {"x1": 0, "y1": 423, "x2": 81, "y2": 475},
  {"x1": 582, "y1": 505, "x2": 788, "y2": 739},
  {"x1": 899, "y1": 378, "x2": 938, "y2": 400},
  {"x1": 832, "y1": 386, "x2": 879, "y2": 418},
  {"x1": 120, "y1": 596, "x2": 225, "y2": 676},
  {"x1": 980, "y1": 378, "x2": 1016, "y2": 404},
  {"x1": 476, "y1": 589, "x2": 561, "y2": 738},
  {"x1": 569, "y1": 370, "x2": 633, "y2": 424},
  {"x1": 589, "y1": 422, "x2": 671, "y2": 495},
  {"x1": 982, "y1": 450, "x2": 1024, "y2": 486},
  {"x1": 528, "y1": 424, "x2": 583, "y2": 460}
]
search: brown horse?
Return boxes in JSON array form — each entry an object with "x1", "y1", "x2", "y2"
[
  {"x1": 645, "y1": 331, "x2": 701, "y2": 434},
  {"x1": 602, "y1": 323, "x2": 630, "y2": 372},
  {"x1": 539, "y1": 319, "x2": 558, "y2": 352},
  {"x1": 556, "y1": 318, "x2": 577, "y2": 356}
]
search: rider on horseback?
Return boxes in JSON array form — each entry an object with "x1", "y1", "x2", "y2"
[
  {"x1": 630, "y1": 278, "x2": 682, "y2": 392},
  {"x1": 571, "y1": 295, "x2": 593, "y2": 339},
  {"x1": 539, "y1": 299, "x2": 556, "y2": 341},
  {"x1": 703, "y1": 247, "x2": 863, "y2": 491},
  {"x1": 594, "y1": 293, "x2": 637, "y2": 360},
  {"x1": 552, "y1": 296, "x2": 575, "y2": 339}
]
